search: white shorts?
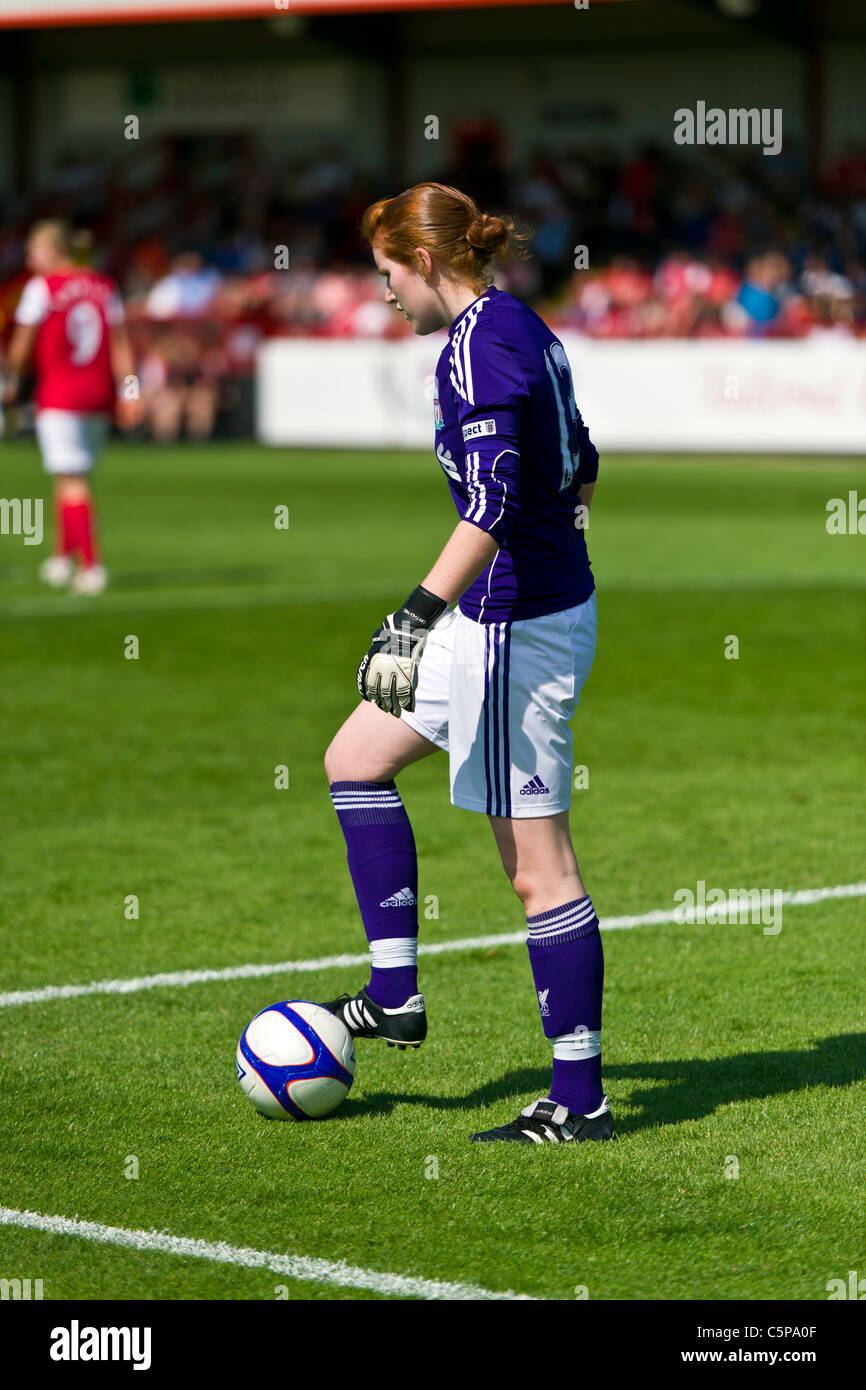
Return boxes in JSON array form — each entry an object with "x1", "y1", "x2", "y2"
[
  {"x1": 35, "y1": 409, "x2": 109, "y2": 475},
  {"x1": 400, "y1": 591, "x2": 597, "y2": 818}
]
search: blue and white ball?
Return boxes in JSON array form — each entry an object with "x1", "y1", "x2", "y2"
[{"x1": 236, "y1": 1001, "x2": 356, "y2": 1121}]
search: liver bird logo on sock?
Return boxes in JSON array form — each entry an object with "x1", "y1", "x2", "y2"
[{"x1": 537, "y1": 988, "x2": 550, "y2": 1017}]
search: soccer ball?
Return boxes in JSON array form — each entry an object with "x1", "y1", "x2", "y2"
[{"x1": 236, "y1": 1001, "x2": 356, "y2": 1121}]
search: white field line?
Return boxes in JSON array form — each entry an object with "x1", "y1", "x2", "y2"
[
  {"x1": 1, "y1": 571, "x2": 865, "y2": 620},
  {"x1": 0, "y1": 1206, "x2": 532, "y2": 1301},
  {"x1": 1, "y1": 882, "x2": 863, "y2": 1012},
  {"x1": 0, "y1": 581, "x2": 396, "y2": 620}
]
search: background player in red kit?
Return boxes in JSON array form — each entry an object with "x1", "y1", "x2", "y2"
[{"x1": 3, "y1": 221, "x2": 140, "y2": 594}]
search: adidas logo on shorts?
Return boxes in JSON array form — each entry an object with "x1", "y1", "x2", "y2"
[
  {"x1": 519, "y1": 775, "x2": 550, "y2": 796},
  {"x1": 380, "y1": 887, "x2": 418, "y2": 907}
]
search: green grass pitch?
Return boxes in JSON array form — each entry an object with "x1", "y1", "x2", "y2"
[{"x1": 0, "y1": 438, "x2": 864, "y2": 1301}]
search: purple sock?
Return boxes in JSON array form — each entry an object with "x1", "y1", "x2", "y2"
[
  {"x1": 526, "y1": 895, "x2": 605, "y2": 1117},
  {"x1": 329, "y1": 779, "x2": 419, "y2": 1008}
]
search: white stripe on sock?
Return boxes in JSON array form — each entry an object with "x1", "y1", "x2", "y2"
[
  {"x1": 369, "y1": 937, "x2": 418, "y2": 969},
  {"x1": 331, "y1": 804, "x2": 402, "y2": 812},
  {"x1": 552, "y1": 1028, "x2": 601, "y2": 1061},
  {"x1": 527, "y1": 897, "x2": 596, "y2": 935}
]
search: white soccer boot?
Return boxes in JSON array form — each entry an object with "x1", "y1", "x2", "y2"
[
  {"x1": 70, "y1": 564, "x2": 108, "y2": 595},
  {"x1": 39, "y1": 554, "x2": 74, "y2": 588}
]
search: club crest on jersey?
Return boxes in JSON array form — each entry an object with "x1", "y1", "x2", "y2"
[
  {"x1": 462, "y1": 418, "x2": 497, "y2": 443},
  {"x1": 433, "y1": 377, "x2": 444, "y2": 431}
]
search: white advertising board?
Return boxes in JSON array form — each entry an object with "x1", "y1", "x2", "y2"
[{"x1": 257, "y1": 335, "x2": 866, "y2": 455}]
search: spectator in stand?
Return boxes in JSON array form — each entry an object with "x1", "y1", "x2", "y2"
[
  {"x1": 799, "y1": 254, "x2": 858, "y2": 334},
  {"x1": 725, "y1": 251, "x2": 794, "y2": 335},
  {"x1": 653, "y1": 251, "x2": 739, "y2": 336},
  {"x1": 2, "y1": 135, "x2": 864, "y2": 348},
  {"x1": 140, "y1": 326, "x2": 224, "y2": 443},
  {"x1": 145, "y1": 250, "x2": 222, "y2": 320}
]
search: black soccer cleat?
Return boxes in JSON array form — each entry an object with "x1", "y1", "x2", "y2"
[
  {"x1": 319, "y1": 985, "x2": 427, "y2": 1049},
  {"x1": 470, "y1": 1096, "x2": 616, "y2": 1144}
]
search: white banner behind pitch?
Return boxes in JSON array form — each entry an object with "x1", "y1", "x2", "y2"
[{"x1": 257, "y1": 335, "x2": 866, "y2": 454}]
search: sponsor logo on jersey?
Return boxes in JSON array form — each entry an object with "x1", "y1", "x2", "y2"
[
  {"x1": 433, "y1": 376, "x2": 444, "y2": 431},
  {"x1": 462, "y1": 417, "x2": 497, "y2": 443},
  {"x1": 380, "y1": 887, "x2": 418, "y2": 907},
  {"x1": 520, "y1": 775, "x2": 550, "y2": 796}
]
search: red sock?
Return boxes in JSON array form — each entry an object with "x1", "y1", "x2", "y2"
[
  {"x1": 54, "y1": 496, "x2": 71, "y2": 556},
  {"x1": 63, "y1": 499, "x2": 99, "y2": 567}
]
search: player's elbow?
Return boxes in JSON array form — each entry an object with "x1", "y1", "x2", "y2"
[
  {"x1": 577, "y1": 440, "x2": 599, "y2": 486},
  {"x1": 460, "y1": 510, "x2": 512, "y2": 547}
]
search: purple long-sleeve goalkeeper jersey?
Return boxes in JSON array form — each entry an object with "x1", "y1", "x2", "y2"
[{"x1": 432, "y1": 285, "x2": 598, "y2": 623}]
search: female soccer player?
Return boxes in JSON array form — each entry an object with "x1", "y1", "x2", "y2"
[
  {"x1": 322, "y1": 183, "x2": 614, "y2": 1146},
  {"x1": 3, "y1": 221, "x2": 140, "y2": 594}
]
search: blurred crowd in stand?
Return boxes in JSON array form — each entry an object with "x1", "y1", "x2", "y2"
[{"x1": 1, "y1": 126, "x2": 863, "y2": 438}]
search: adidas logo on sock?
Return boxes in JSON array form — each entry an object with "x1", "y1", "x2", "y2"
[
  {"x1": 519, "y1": 775, "x2": 549, "y2": 796},
  {"x1": 379, "y1": 887, "x2": 418, "y2": 908}
]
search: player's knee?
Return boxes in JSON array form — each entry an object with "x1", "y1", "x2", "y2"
[
  {"x1": 323, "y1": 741, "x2": 340, "y2": 783},
  {"x1": 324, "y1": 735, "x2": 363, "y2": 783},
  {"x1": 504, "y1": 867, "x2": 536, "y2": 909},
  {"x1": 57, "y1": 476, "x2": 89, "y2": 503}
]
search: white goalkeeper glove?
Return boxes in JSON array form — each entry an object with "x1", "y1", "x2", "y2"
[{"x1": 356, "y1": 585, "x2": 449, "y2": 715}]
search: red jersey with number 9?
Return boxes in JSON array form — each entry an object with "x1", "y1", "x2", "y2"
[{"x1": 15, "y1": 270, "x2": 124, "y2": 414}]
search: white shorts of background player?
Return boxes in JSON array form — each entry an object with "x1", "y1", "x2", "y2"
[{"x1": 35, "y1": 409, "x2": 109, "y2": 474}]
